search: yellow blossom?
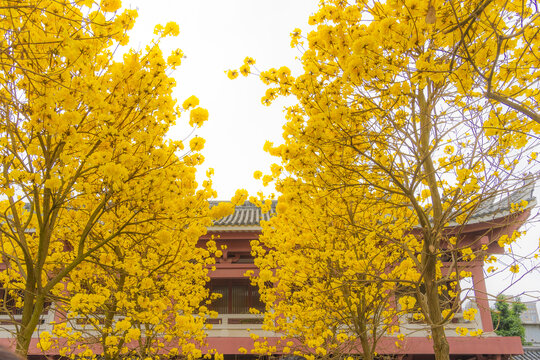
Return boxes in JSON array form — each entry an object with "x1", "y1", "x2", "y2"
[
  {"x1": 227, "y1": 69, "x2": 239, "y2": 79},
  {"x1": 189, "y1": 107, "x2": 209, "y2": 127},
  {"x1": 183, "y1": 95, "x2": 200, "y2": 110},
  {"x1": 163, "y1": 21, "x2": 180, "y2": 36},
  {"x1": 101, "y1": 0, "x2": 121, "y2": 12},
  {"x1": 189, "y1": 137, "x2": 205, "y2": 152}
]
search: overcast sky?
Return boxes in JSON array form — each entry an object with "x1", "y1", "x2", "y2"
[
  {"x1": 123, "y1": 1, "x2": 540, "y2": 308},
  {"x1": 125, "y1": 0, "x2": 317, "y2": 200}
]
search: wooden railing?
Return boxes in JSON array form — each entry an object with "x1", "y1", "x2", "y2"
[{"x1": 206, "y1": 314, "x2": 264, "y2": 329}]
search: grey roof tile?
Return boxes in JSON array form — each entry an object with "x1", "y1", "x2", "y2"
[
  {"x1": 461, "y1": 182, "x2": 536, "y2": 225},
  {"x1": 209, "y1": 201, "x2": 276, "y2": 227},
  {"x1": 512, "y1": 347, "x2": 540, "y2": 360},
  {"x1": 209, "y1": 183, "x2": 535, "y2": 228}
]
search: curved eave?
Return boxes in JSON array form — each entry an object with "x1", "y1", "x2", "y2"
[
  {"x1": 209, "y1": 200, "x2": 276, "y2": 228},
  {"x1": 448, "y1": 199, "x2": 536, "y2": 234},
  {"x1": 207, "y1": 225, "x2": 262, "y2": 232}
]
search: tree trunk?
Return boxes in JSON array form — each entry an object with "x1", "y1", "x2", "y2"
[
  {"x1": 418, "y1": 88, "x2": 451, "y2": 360},
  {"x1": 358, "y1": 320, "x2": 374, "y2": 360},
  {"x1": 424, "y1": 250, "x2": 451, "y2": 360},
  {"x1": 431, "y1": 324, "x2": 451, "y2": 360},
  {"x1": 16, "y1": 292, "x2": 45, "y2": 357}
]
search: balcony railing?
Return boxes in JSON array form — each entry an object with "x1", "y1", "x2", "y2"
[
  {"x1": 206, "y1": 314, "x2": 264, "y2": 330},
  {"x1": 0, "y1": 309, "x2": 55, "y2": 336}
]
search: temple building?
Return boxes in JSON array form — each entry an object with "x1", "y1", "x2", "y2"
[
  {"x1": 1, "y1": 185, "x2": 535, "y2": 360},
  {"x1": 202, "y1": 185, "x2": 535, "y2": 360}
]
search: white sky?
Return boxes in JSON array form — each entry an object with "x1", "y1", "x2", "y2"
[
  {"x1": 125, "y1": 0, "x2": 317, "y2": 200},
  {"x1": 123, "y1": 0, "x2": 540, "y2": 310}
]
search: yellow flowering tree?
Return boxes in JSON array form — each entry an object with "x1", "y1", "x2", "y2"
[
  {"x1": 251, "y1": 187, "x2": 410, "y2": 360},
  {"x1": 0, "y1": 0, "x2": 221, "y2": 357},
  {"x1": 237, "y1": 1, "x2": 539, "y2": 360},
  {"x1": 47, "y1": 220, "x2": 221, "y2": 360}
]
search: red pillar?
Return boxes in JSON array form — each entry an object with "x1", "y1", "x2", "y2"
[{"x1": 471, "y1": 261, "x2": 493, "y2": 332}]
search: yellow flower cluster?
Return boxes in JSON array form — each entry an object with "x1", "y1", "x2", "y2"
[
  {"x1": 245, "y1": 0, "x2": 538, "y2": 358},
  {"x1": 463, "y1": 308, "x2": 478, "y2": 321},
  {"x1": 190, "y1": 107, "x2": 209, "y2": 127},
  {"x1": 0, "y1": 0, "x2": 231, "y2": 358}
]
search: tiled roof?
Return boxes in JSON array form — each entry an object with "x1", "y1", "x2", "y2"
[
  {"x1": 210, "y1": 182, "x2": 536, "y2": 228},
  {"x1": 512, "y1": 347, "x2": 540, "y2": 360},
  {"x1": 462, "y1": 181, "x2": 536, "y2": 225},
  {"x1": 209, "y1": 201, "x2": 276, "y2": 227}
]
